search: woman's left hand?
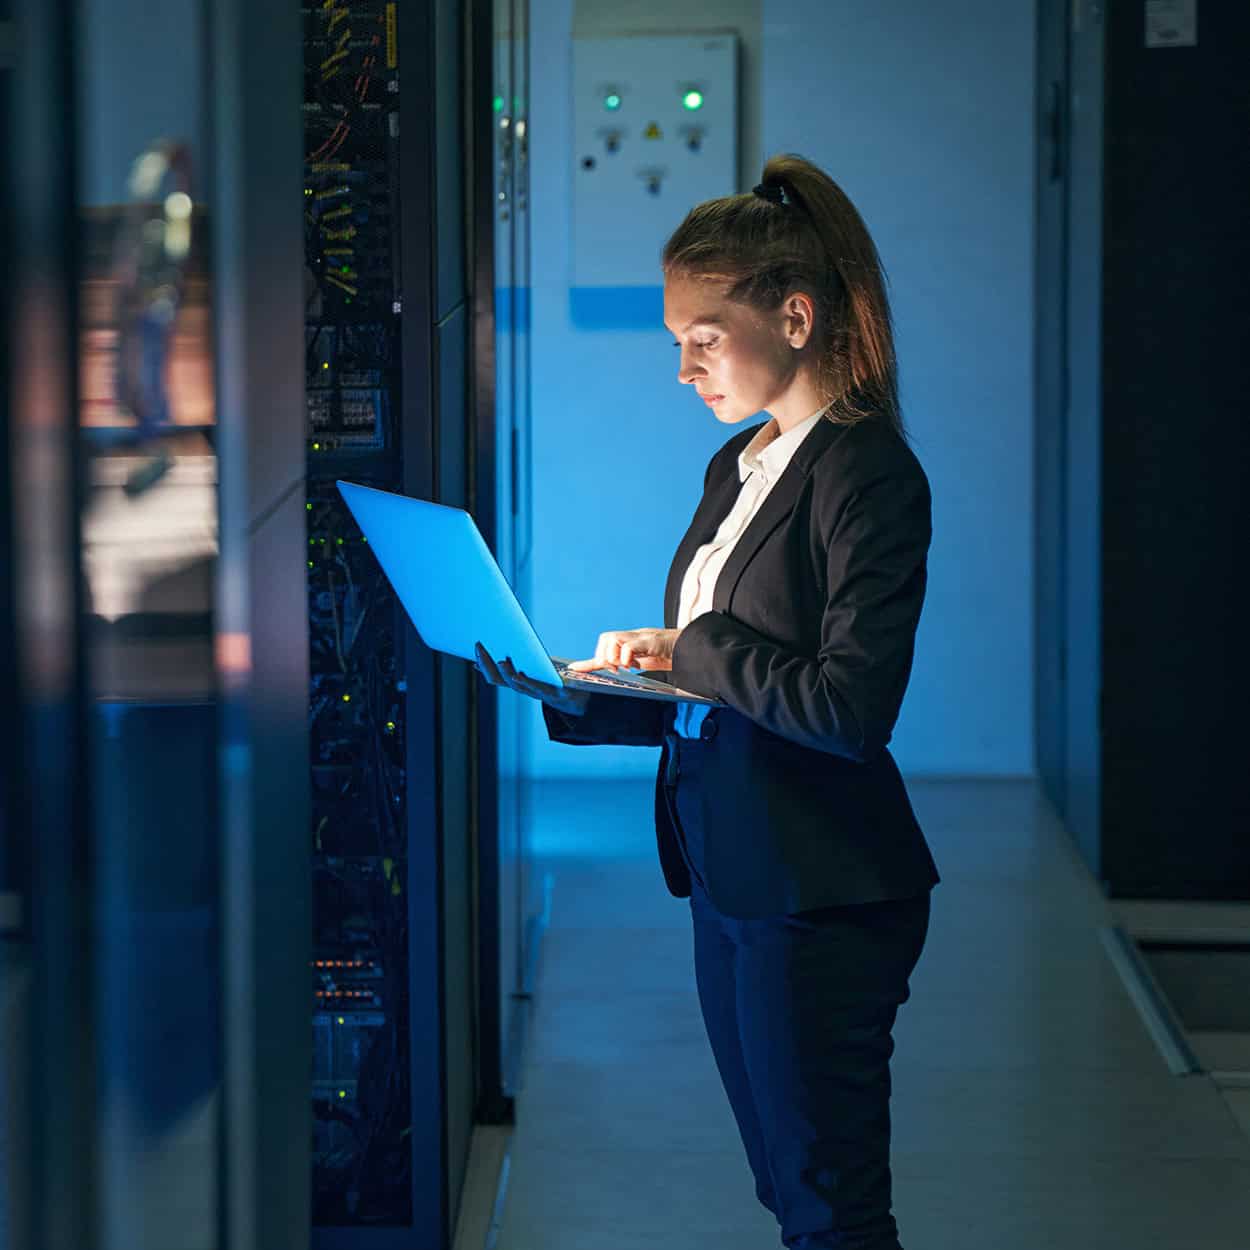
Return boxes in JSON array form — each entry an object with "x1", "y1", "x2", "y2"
[{"x1": 566, "y1": 628, "x2": 681, "y2": 673}]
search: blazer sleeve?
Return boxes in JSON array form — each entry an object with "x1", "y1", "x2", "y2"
[
  {"x1": 541, "y1": 692, "x2": 666, "y2": 747},
  {"x1": 669, "y1": 461, "x2": 931, "y2": 762}
]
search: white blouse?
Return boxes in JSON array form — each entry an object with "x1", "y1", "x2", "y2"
[{"x1": 673, "y1": 406, "x2": 829, "y2": 739}]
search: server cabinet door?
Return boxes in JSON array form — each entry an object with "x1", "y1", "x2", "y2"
[
  {"x1": 1062, "y1": 0, "x2": 1105, "y2": 872},
  {"x1": 1034, "y1": 0, "x2": 1070, "y2": 816},
  {"x1": 492, "y1": 0, "x2": 528, "y2": 1099}
]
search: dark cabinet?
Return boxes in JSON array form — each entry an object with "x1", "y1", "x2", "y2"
[{"x1": 1036, "y1": 0, "x2": 1250, "y2": 898}]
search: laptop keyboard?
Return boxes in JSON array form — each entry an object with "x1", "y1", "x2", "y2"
[{"x1": 556, "y1": 665, "x2": 665, "y2": 693}]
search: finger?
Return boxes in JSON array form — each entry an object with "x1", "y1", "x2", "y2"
[
  {"x1": 598, "y1": 632, "x2": 628, "y2": 668},
  {"x1": 506, "y1": 668, "x2": 534, "y2": 692},
  {"x1": 510, "y1": 670, "x2": 566, "y2": 702},
  {"x1": 504, "y1": 660, "x2": 553, "y2": 693},
  {"x1": 594, "y1": 641, "x2": 611, "y2": 669},
  {"x1": 475, "y1": 641, "x2": 503, "y2": 684},
  {"x1": 506, "y1": 673, "x2": 547, "y2": 703},
  {"x1": 566, "y1": 656, "x2": 610, "y2": 672},
  {"x1": 511, "y1": 670, "x2": 549, "y2": 693},
  {"x1": 501, "y1": 664, "x2": 538, "y2": 695}
]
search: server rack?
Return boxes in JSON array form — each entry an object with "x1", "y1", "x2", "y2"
[
  {"x1": 1034, "y1": 0, "x2": 1250, "y2": 898},
  {"x1": 303, "y1": 0, "x2": 487, "y2": 1243}
]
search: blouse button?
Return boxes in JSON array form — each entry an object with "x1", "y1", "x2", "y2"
[{"x1": 699, "y1": 716, "x2": 718, "y2": 741}]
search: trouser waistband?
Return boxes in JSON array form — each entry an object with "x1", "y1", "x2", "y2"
[{"x1": 663, "y1": 729, "x2": 707, "y2": 787}]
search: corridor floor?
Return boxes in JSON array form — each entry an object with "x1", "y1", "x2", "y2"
[{"x1": 490, "y1": 777, "x2": 1250, "y2": 1250}]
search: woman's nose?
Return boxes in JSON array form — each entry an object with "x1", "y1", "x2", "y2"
[{"x1": 677, "y1": 353, "x2": 703, "y2": 385}]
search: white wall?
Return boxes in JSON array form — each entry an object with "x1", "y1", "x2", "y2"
[
  {"x1": 760, "y1": 1, "x2": 1036, "y2": 775},
  {"x1": 573, "y1": 0, "x2": 763, "y2": 181},
  {"x1": 524, "y1": 0, "x2": 1036, "y2": 779},
  {"x1": 522, "y1": 0, "x2": 762, "y2": 780}
]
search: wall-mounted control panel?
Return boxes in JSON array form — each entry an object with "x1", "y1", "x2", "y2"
[{"x1": 572, "y1": 34, "x2": 738, "y2": 287}]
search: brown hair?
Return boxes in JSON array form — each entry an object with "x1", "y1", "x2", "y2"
[{"x1": 661, "y1": 152, "x2": 902, "y2": 434}]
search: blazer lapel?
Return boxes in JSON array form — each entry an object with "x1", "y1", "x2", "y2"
[
  {"x1": 711, "y1": 416, "x2": 843, "y2": 614},
  {"x1": 664, "y1": 468, "x2": 741, "y2": 628},
  {"x1": 665, "y1": 416, "x2": 846, "y2": 627}
]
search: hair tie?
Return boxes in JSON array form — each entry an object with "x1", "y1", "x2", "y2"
[{"x1": 752, "y1": 181, "x2": 787, "y2": 206}]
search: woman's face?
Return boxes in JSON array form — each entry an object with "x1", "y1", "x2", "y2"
[{"x1": 662, "y1": 271, "x2": 811, "y2": 426}]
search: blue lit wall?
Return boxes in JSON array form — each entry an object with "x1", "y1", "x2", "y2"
[{"x1": 524, "y1": 0, "x2": 1036, "y2": 779}]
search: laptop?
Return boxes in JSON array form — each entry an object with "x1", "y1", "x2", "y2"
[{"x1": 335, "y1": 481, "x2": 724, "y2": 707}]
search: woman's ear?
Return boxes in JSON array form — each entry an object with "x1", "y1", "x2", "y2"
[{"x1": 784, "y1": 291, "x2": 816, "y2": 349}]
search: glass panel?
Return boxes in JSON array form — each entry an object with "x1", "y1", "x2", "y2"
[
  {"x1": 490, "y1": 0, "x2": 530, "y2": 1090},
  {"x1": 509, "y1": 0, "x2": 546, "y2": 1032},
  {"x1": 76, "y1": 1, "x2": 221, "y2": 1246},
  {"x1": 512, "y1": 0, "x2": 532, "y2": 578}
]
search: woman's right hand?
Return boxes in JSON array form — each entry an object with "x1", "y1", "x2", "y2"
[{"x1": 474, "y1": 641, "x2": 591, "y2": 717}]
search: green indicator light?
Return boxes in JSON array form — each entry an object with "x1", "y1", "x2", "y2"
[
  {"x1": 306, "y1": 502, "x2": 313, "y2": 510},
  {"x1": 682, "y1": 89, "x2": 704, "y2": 111},
  {"x1": 337, "y1": 1016, "x2": 345, "y2": 1025},
  {"x1": 385, "y1": 721, "x2": 396, "y2": 732},
  {"x1": 604, "y1": 92, "x2": 622, "y2": 111},
  {"x1": 342, "y1": 693, "x2": 351, "y2": 703},
  {"x1": 493, "y1": 95, "x2": 504, "y2": 112},
  {"x1": 309, "y1": 538, "x2": 316, "y2": 546},
  {"x1": 337, "y1": 537, "x2": 344, "y2": 545},
  {"x1": 308, "y1": 560, "x2": 314, "y2": 569},
  {"x1": 338, "y1": 1089, "x2": 347, "y2": 1099}
]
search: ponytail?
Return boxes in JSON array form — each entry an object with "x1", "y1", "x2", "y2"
[{"x1": 662, "y1": 152, "x2": 902, "y2": 434}]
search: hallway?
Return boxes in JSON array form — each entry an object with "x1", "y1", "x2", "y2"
[{"x1": 493, "y1": 778, "x2": 1250, "y2": 1250}]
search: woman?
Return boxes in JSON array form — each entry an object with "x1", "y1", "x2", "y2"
[{"x1": 476, "y1": 152, "x2": 939, "y2": 1250}]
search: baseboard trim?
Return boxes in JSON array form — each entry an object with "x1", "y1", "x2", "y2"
[
  {"x1": 451, "y1": 1125, "x2": 513, "y2": 1250},
  {"x1": 1100, "y1": 924, "x2": 1202, "y2": 1077}
]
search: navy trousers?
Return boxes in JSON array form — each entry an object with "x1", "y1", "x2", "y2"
[{"x1": 664, "y1": 732, "x2": 930, "y2": 1250}]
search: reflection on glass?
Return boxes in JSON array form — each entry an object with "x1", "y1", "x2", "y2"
[
  {"x1": 493, "y1": 0, "x2": 535, "y2": 1096},
  {"x1": 79, "y1": 132, "x2": 220, "y2": 1249}
]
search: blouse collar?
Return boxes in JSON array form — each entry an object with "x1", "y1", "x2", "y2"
[{"x1": 738, "y1": 406, "x2": 830, "y2": 485}]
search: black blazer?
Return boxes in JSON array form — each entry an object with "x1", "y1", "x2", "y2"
[{"x1": 543, "y1": 413, "x2": 940, "y2": 918}]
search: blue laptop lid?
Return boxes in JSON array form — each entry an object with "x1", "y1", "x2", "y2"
[{"x1": 336, "y1": 480, "x2": 560, "y2": 684}]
